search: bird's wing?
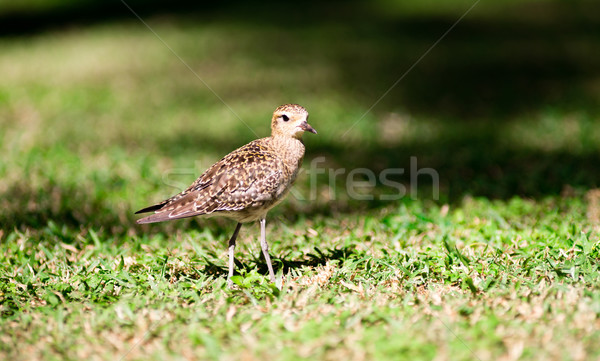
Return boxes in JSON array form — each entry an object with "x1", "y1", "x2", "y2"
[{"x1": 136, "y1": 140, "x2": 286, "y2": 224}]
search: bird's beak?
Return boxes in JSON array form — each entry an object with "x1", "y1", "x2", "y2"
[{"x1": 300, "y1": 121, "x2": 317, "y2": 134}]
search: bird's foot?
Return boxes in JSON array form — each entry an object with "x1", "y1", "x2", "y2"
[{"x1": 227, "y1": 278, "x2": 240, "y2": 290}]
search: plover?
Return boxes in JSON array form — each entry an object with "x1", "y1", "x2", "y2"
[{"x1": 136, "y1": 104, "x2": 316, "y2": 286}]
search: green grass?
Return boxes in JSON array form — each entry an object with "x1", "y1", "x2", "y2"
[
  {"x1": 2, "y1": 198, "x2": 599, "y2": 360},
  {"x1": 1, "y1": 1, "x2": 600, "y2": 360}
]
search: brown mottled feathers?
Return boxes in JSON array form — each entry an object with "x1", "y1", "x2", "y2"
[{"x1": 136, "y1": 139, "x2": 294, "y2": 224}]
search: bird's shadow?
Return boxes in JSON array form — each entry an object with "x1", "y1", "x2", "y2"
[{"x1": 196, "y1": 245, "x2": 357, "y2": 279}]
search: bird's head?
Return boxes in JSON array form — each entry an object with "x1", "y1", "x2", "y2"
[{"x1": 271, "y1": 104, "x2": 317, "y2": 139}]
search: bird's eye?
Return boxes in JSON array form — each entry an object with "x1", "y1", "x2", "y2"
[{"x1": 281, "y1": 114, "x2": 289, "y2": 122}]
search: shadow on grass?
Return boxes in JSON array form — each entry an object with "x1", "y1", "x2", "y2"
[
  {"x1": 308, "y1": 137, "x2": 600, "y2": 202},
  {"x1": 153, "y1": 126, "x2": 600, "y2": 205},
  {"x1": 0, "y1": 178, "x2": 243, "y2": 239},
  {"x1": 0, "y1": 181, "x2": 133, "y2": 237},
  {"x1": 2, "y1": 1, "x2": 599, "y2": 235},
  {"x1": 142, "y1": 0, "x2": 599, "y2": 201},
  {"x1": 0, "y1": 0, "x2": 219, "y2": 36},
  {"x1": 4, "y1": 132, "x2": 597, "y2": 238},
  {"x1": 197, "y1": 245, "x2": 358, "y2": 279},
  {"x1": 2, "y1": 1, "x2": 598, "y2": 120}
]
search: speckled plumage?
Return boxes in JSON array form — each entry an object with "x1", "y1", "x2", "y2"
[{"x1": 135, "y1": 104, "x2": 316, "y2": 286}]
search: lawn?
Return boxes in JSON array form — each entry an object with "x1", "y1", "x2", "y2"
[{"x1": 1, "y1": 1, "x2": 599, "y2": 360}]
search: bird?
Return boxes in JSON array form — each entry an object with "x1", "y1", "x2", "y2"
[{"x1": 135, "y1": 104, "x2": 317, "y2": 287}]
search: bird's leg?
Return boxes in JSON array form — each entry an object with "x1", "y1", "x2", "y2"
[
  {"x1": 259, "y1": 218, "x2": 276, "y2": 283},
  {"x1": 227, "y1": 223, "x2": 243, "y2": 288}
]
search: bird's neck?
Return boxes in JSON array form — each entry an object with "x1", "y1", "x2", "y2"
[{"x1": 270, "y1": 135, "x2": 306, "y2": 168}]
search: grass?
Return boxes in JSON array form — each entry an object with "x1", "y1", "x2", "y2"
[
  {"x1": 2, "y1": 198, "x2": 599, "y2": 360},
  {"x1": 1, "y1": 1, "x2": 600, "y2": 360}
]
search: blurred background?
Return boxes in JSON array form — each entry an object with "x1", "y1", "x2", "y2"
[{"x1": 0, "y1": 0, "x2": 599, "y2": 234}]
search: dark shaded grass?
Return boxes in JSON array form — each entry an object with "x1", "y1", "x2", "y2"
[
  {"x1": 1, "y1": 1, "x2": 598, "y2": 227},
  {"x1": 2, "y1": 0, "x2": 599, "y2": 118}
]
